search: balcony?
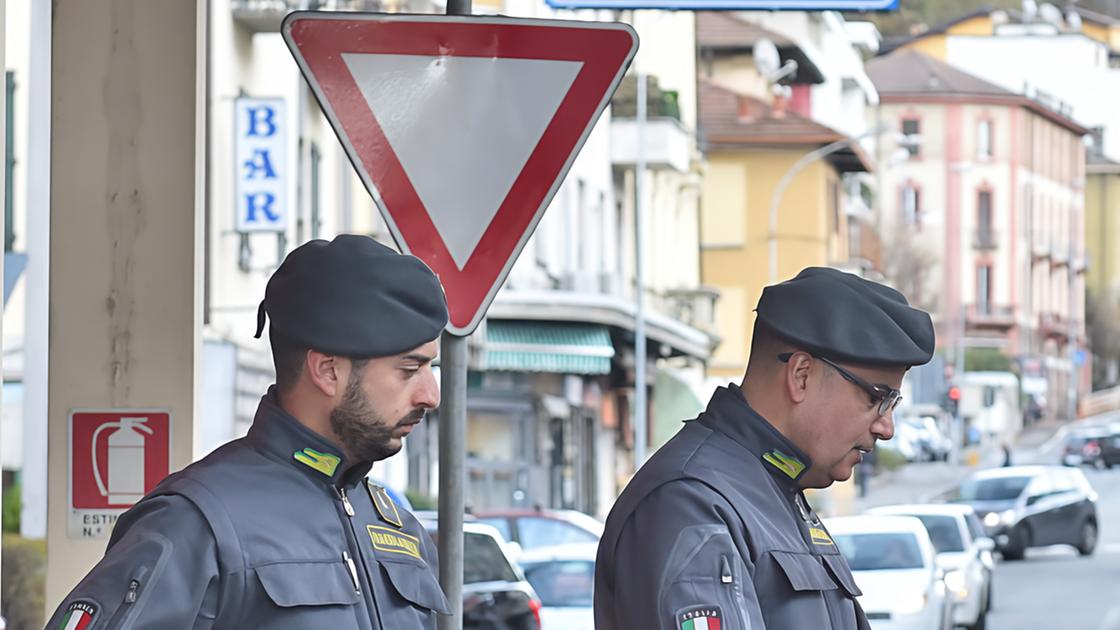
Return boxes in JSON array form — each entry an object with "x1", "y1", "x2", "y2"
[
  {"x1": 232, "y1": 0, "x2": 403, "y2": 33},
  {"x1": 973, "y1": 228, "x2": 999, "y2": 251},
  {"x1": 1051, "y1": 242, "x2": 1070, "y2": 267},
  {"x1": 1039, "y1": 312, "x2": 1072, "y2": 340},
  {"x1": 611, "y1": 118, "x2": 692, "y2": 173},
  {"x1": 966, "y1": 304, "x2": 1015, "y2": 330},
  {"x1": 1031, "y1": 237, "x2": 1050, "y2": 261},
  {"x1": 610, "y1": 74, "x2": 692, "y2": 174},
  {"x1": 663, "y1": 286, "x2": 721, "y2": 335}
]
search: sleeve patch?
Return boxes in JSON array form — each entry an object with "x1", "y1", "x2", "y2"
[
  {"x1": 59, "y1": 600, "x2": 99, "y2": 630},
  {"x1": 676, "y1": 604, "x2": 724, "y2": 630}
]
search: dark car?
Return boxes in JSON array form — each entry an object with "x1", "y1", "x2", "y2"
[
  {"x1": 421, "y1": 520, "x2": 542, "y2": 630},
  {"x1": 943, "y1": 465, "x2": 1098, "y2": 560},
  {"x1": 1091, "y1": 430, "x2": 1120, "y2": 469},
  {"x1": 472, "y1": 509, "x2": 603, "y2": 551},
  {"x1": 1062, "y1": 427, "x2": 1111, "y2": 467}
]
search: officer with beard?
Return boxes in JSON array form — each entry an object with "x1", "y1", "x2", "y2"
[{"x1": 47, "y1": 234, "x2": 451, "y2": 629}]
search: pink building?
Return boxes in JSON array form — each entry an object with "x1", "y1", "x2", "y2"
[{"x1": 868, "y1": 50, "x2": 1090, "y2": 419}]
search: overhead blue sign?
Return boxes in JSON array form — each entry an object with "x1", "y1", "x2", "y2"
[
  {"x1": 545, "y1": 0, "x2": 897, "y2": 9},
  {"x1": 235, "y1": 97, "x2": 289, "y2": 233}
]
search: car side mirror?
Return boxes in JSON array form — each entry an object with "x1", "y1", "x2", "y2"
[{"x1": 976, "y1": 537, "x2": 996, "y2": 552}]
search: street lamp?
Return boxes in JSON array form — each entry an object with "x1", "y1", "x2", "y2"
[{"x1": 767, "y1": 125, "x2": 909, "y2": 284}]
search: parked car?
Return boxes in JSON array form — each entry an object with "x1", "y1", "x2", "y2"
[
  {"x1": 868, "y1": 504, "x2": 995, "y2": 630},
  {"x1": 941, "y1": 465, "x2": 1099, "y2": 561},
  {"x1": 899, "y1": 416, "x2": 952, "y2": 462},
  {"x1": 1095, "y1": 430, "x2": 1120, "y2": 468},
  {"x1": 881, "y1": 421, "x2": 924, "y2": 462},
  {"x1": 472, "y1": 508, "x2": 603, "y2": 551},
  {"x1": 420, "y1": 519, "x2": 542, "y2": 630},
  {"x1": 518, "y1": 543, "x2": 596, "y2": 630},
  {"x1": 825, "y1": 515, "x2": 954, "y2": 630},
  {"x1": 1061, "y1": 427, "x2": 1112, "y2": 467}
]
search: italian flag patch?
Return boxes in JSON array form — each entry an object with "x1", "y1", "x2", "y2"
[
  {"x1": 677, "y1": 605, "x2": 723, "y2": 630},
  {"x1": 59, "y1": 601, "x2": 97, "y2": 630}
]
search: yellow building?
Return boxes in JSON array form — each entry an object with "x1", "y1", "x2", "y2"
[
  {"x1": 698, "y1": 82, "x2": 872, "y2": 378},
  {"x1": 887, "y1": 5, "x2": 1120, "y2": 59},
  {"x1": 1087, "y1": 155, "x2": 1120, "y2": 303}
]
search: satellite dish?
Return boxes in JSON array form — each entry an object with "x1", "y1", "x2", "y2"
[
  {"x1": 753, "y1": 38, "x2": 781, "y2": 78},
  {"x1": 1022, "y1": 0, "x2": 1039, "y2": 21},
  {"x1": 1039, "y1": 2, "x2": 1063, "y2": 26}
]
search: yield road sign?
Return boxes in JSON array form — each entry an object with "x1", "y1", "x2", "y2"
[{"x1": 283, "y1": 13, "x2": 637, "y2": 335}]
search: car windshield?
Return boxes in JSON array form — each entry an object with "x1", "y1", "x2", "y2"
[
  {"x1": 950, "y1": 476, "x2": 1031, "y2": 501},
  {"x1": 834, "y1": 533, "x2": 925, "y2": 571},
  {"x1": 523, "y1": 560, "x2": 595, "y2": 607},
  {"x1": 518, "y1": 517, "x2": 599, "y2": 550},
  {"x1": 463, "y1": 532, "x2": 519, "y2": 584},
  {"x1": 911, "y1": 515, "x2": 965, "y2": 552}
]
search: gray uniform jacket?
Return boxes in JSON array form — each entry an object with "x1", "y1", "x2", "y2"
[
  {"x1": 46, "y1": 389, "x2": 450, "y2": 630},
  {"x1": 594, "y1": 384, "x2": 871, "y2": 630}
]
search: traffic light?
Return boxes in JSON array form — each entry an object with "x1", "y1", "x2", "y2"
[{"x1": 943, "y1": 385, "x2": 961, "y2": 416}]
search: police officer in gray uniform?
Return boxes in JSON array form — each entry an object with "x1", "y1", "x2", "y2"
[
  {"x1": 47, "y1": 234, "x2": 451, "y2": 629},
  {"x1": 595, "y1": 267, "x2": 935, "y2": 630}
]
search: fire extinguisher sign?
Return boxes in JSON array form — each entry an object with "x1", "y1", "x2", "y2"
[{"x1": 68, "y1": 410, "x2": 172, "y2": 539}]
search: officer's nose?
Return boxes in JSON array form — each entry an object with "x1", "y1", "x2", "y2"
[
  {"x1": 872, "y1": 411, "x2": 894, "y2": 442},
  {"x1": 415, "y1": 367, "x2": 440, "y2": 410}
]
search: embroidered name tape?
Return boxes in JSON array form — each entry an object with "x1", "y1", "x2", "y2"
[{"x1": 368, "y1": 524, "x2": 421, "y2": 560}]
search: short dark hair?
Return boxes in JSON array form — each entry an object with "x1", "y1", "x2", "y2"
[
  {"x1": 270, "y1": 327, "x2": 371, "y2": 395},
  {"x1": 746, "y1": 319, "x2": 795, "y2": 374},
  {"x1": 270, "y1": 328, "x2": 307, "y2": 395}
]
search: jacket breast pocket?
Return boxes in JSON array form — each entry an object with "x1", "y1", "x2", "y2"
[
  {"x1": 658, "y1": 525, "x2": 753, "y2": 630},
  {"x1": 255, "y1": 560, "x2": 362, "y2": 629},
  {"x1": 770, "y1": 550, "x2": 861, "y2": 629},
  {"x1": 377, "y1": 557, "x2": 451, "y2": 621}
]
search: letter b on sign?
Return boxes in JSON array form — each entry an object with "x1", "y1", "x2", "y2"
[{"x1": 235, "y1": 97, "x2": 288, "y2": 232}]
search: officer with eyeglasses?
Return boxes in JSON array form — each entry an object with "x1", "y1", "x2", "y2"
[{"x1": 594, "y1": 267, "x2": 935, "y2": 630}]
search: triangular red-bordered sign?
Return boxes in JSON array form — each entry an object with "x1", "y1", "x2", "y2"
[{"x1": 282, "y1": 13, "x2": 638, "y2": 335}]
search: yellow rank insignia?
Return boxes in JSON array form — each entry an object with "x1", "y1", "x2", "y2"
[
  {"x1": 368, "y1": 525, "x2": 421, "y2": 560},
  {"x1": 809, "y1": 527, "x2": 834, "y2": 546},
  {"x1": 762, "y1": 449, "x2": 806, "y2": 480},
  {"x1": 367, "y1": 481, "x2": 403, "y2": 528},
  {"x1": 293, "y1": 448, "x2": 341, "y2": 477}
]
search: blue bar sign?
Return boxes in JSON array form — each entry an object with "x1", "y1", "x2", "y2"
[
  {"x1": 545, "y1": 0, "x2": 899, "y2": 9},
  {"x1": 235, "y1": 98, "x2": 289, "y2": 233}
]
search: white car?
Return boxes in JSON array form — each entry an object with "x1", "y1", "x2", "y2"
[
  {"x1": 868, "y1": 505, "x2": 995, "y2": 630},
  {"x1": 518, "y1": 543, "x2": 596, "y2": 630},
  {"x1": 825, "y1": 515, "x2": 953, "y2": 630}
]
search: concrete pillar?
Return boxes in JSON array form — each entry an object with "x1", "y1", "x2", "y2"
[{"x1": 45, "y1": 0, "x2": 203, "y2": 609}]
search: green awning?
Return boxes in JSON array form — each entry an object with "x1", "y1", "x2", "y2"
[{"x1": 481, "y1": 321, "x2": 615, "y2": 375}]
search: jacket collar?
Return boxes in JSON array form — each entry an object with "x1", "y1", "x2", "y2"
[
  {"x1": 695, "y1": 384, "x2": 813, "y2": 490},
  {"x1": 246, "y1": 387, "x2": 372, "y2": 489}
]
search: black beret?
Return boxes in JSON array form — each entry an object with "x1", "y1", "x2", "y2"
[
  {"x1": 254, "y1": 234, "x2": 448, "y2": 358},
  {"x1": 755, "y1": 267, "x2": 935, "y2": 367}
]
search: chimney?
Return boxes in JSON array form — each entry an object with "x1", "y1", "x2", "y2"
[
  {"x1": 737, "y1": 95, "x2": 755, "y2": 122},
  {"x1": 771, "y1": 86, "x2": 789, "y2": 118}
]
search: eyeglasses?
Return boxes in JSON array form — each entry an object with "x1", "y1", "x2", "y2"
[{"x1": 778, "y1": 352, "x2": 902, "y2": 417}]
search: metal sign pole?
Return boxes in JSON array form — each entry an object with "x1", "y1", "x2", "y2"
[
  {"x1": 438, "y1": 332, "x2": 467, "y2": 630},
  {"x1": 438, "y1": 4, "x2": 469, "y2": 630}
]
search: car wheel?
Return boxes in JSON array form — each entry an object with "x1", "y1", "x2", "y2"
[
  {"x1": 1002, "y1": 525, "x2": 1029, "y2": 561},
  {"x1": 1078, "y1": 520, "x2": 1098, "y2": 556}
]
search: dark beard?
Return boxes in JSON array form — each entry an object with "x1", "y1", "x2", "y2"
[{"x1": 329, "y1": 374, "x2": 421, "y2": 463}]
